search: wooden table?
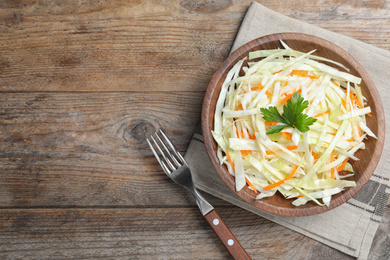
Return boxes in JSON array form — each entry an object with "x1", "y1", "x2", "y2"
[{"x1": 1, "y1": 1, "x2": 389, "y2": 259}]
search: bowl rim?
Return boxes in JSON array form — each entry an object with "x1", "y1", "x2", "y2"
[{"x1": 201, "y1": 32, "x2": 386, "y2": 217}]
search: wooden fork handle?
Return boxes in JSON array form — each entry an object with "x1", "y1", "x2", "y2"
[{"x1": 204, "y1": 209, "x2": 252, "y2": 260}]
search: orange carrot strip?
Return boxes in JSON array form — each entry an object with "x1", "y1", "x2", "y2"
[
  {"x1": 265, "y1": 91, "x2": 273, "y2": 98},
  {"x1": 349, "y1": 92, "x2": 372, "y2": 117},
  {"x1": 263, "y1": 164, "x2": 299, "y2": 191},
  {"x1": 241, "y1": 150, "x2": 250, "y2": 156},
  {"x1": 337, "y1": 158, "x2": 349, "y2": 172},
  {"x1": 283, "y1": 132, "x2": 293, "y2": 141},
  {"x1": 286, "y1": 145, "x2": 298, "y2": 150},
  {"x1": 290, "y1": 70, "x2": 320, "y2": 80},
  {"x1": 308, "y1": 74, "x2": 320, "y2": 80},
  {"x1": 333, "y1": 82, "x2": 339, "y2": 87},
  {"x1": 281, "y1": 132, "x2": 288, "y2": 140},
  {"x1": 237, "y1": 104, "x2": 243, "y2": 110},
  {"x1": 330, "y1": 150, "x2": 336, "y2": 179},
  {"x1": 279, "y1": 89, "x2": 302, "y2": 103},
  {"x1": 341, "y1": 98, "x2": 346, "y2": 109},
  {"x1": 312, "y1": 152, "x2": 319, "y2": 160},
  {"x1": 314, "y1": 110, "x2": 330, "y2": 117},
  {"x1": 266, "y1": 121, "x2": 278, "y2": 125},
  {"x1": 290, "y1": 70, "x2": 308, "y2": 77},
  {"x1": 347, "y1": 138, "x2": 354, "y2": 142},
  {"x1": 225, "y1": 151, "x2": 234, "y2": 169},
  {"x1": 266, "y1": 151, "x2": 275, "y2": 155},
  {"x1": 295, "y1": 194, "x2": 304, "y2": 198},
  {"x1": 252, "y1": 83, "x2": 272, "y2": 98},
  {"x1": 236, "y1": 129, "x2": 242, "y2": 138},
  {"x1": 331, "y1": 168, "x2": 336, "y2": 179},
  {"x1": 245, "y1": 177, "x2": 258, "y2": 194}
]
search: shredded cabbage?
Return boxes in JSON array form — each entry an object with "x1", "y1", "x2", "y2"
[{"x1": 212, "y1": 40, "x2": 376, "y2": 206}]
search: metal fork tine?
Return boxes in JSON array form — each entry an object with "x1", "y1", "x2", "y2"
[
  {"x1": 155, "y1": 131, "x2": 181, "y2": 168},
  {"x1": 150, "y1": 134, "x2": 176, "y2": 172},
  {"x1": 159, "y1": 129, "x2": 186, "y2": 164},
  {"x1": 146, "y1": 138, "x2": 171, "y2": 174}
]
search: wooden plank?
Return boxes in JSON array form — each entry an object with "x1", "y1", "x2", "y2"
[
  {"x1": 0, "y1": 91, "x2": 209, "y2": 206},
  {"x1": 0, "y1": 0, "x2": 389, "y2": 92},
  {"x1": 0, "y1": 207, "x2": 356, "y2": 259}
]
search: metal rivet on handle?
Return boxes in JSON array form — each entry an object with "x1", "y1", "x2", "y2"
[
  {"x1": 213, "y1": 219, "x2": 219, "y2": 225},
  {"x1": 227, "y1": 239, "x2": 234, "y2": 246}
]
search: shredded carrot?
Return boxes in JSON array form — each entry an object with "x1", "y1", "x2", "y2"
[
  {"x1": 347, "y1": 138, "x2": 354, "y2": 142},
  {"x1": 274, "y1": 70, "x2": 282, "y2": 74},
  {"x1": 337, "y1": 158, "x2": 349, "y2": 172},
  {"x1": 263, "y1": 164, "x2": 299, "y2": 191},
  {"x1": 286, "y1": 145, "x2": 298, "y2": 150},
  {"x1": 279, "y1": 89, "x2": 302, "y2": 103},
  {"x1": 225, "y1": 151, "x2": 234, "y2": 169},
  {"x1": 309, "y1": 74, "x2": 320, "y2": 80},
  {"x1": 252, "y1": 83, "x2": 273, "y2": 98},
  {"x1": 314, "y1": 110, "x2": 330, "y2": 117},
  {"x1": 249, "y1": 134, "x2": 256, "y2": 140},
  {"x1": 290, "y1": 70, "x2": 318, "y2": 80},
  {"x1": 290, "y1": 70, "x2": 308, "y2": 77},
  {"x1": 341, "y1": 98, "x2": 346, "y2": 110},
  {"x1": 237, "y1": 104, "x2": 243, "y2": 110},
  {"x1": 266, "y1": 150, "x2": 275, "y2": 155},
  {"x1": 295, "y1": 194, "x2": 304, "y2": 198},
  {"x1": 331, "y1": 168, "x2": 336, "y2": 179},
  {"x1": 236, "y1": 129, "x2": 242, "y2": 138},
  {"x1": 266, "y1": 121, "x2": 278, "y2": 125},
  {"x1": 281, "y1": 132, "x2": 292, "y2": 141},
  {"x1": 333, "y1": 82, "x2": 339, "y2": 87},
  {"x1": 265, "y1": 91, "x2": 273, "y2": 98},
  {"x1": 349, "y1": 91, "x2": 372, "y2": 116},
  {"x1": 245, "y1": 177, "x2": 258, "y2": 194},
  {"x1": 312, "y1": 152, "x2": 319, "y2": 160},
  {"x1": 349, "y1": 92, "x2": 361, "y2": 107},
  {"x1": 236, "y1": 129, "x2": 251, "y2": 155},
  {"x1": 241, "y1": 150, "x2": 251, "y2": 156},
  {"x1": 330, "y1": 150, "x2": 336, "y2": 179}
]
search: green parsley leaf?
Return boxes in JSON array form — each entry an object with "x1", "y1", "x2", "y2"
[
  {"x1": 260, "y1": 107, "x2": 287, "y2": 124},
  {"x1": 267, "y1": 124, "x2": 288, "y2": 135},
  {"x1": 260, "y1": 92, "x2": 317, "y2": 134},
  {"x1": 295, "y1": 113, "x2": 317, "y2": 132}
]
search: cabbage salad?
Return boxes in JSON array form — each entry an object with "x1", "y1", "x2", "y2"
[{"x1": 212, "y1": 41, "x2": 376, "y2": 206}]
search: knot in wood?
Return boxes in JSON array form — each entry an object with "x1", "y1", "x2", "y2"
[{"x1": 123, "y1": 120, "x2": 155, "y2": 146}]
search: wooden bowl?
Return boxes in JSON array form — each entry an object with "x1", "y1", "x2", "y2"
[{"x1": 201, "y1": 33, "x2": 385, "y2": 217}]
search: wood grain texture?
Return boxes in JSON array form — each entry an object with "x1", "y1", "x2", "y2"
[
  {"x1": 0, "y1": 0, "x2": 389, "y2": 259},
  {"x1": 0, "y1": 92, "x2": 205, "y2": 207},
  {"x1": 0, "y1": 0, "x2": 390, "y2": 92},
  {"x1": 0, "y1": 207, "x2": 355, "y2": 260}
]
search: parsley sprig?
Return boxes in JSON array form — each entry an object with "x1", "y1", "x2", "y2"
[{"x1": 260, "y1": 92, "x2": 317, "y2": 134}]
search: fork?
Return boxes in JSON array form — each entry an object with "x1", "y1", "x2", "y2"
[{"x1": 147, "y1": 129, "x2": 252, "y2": 260}]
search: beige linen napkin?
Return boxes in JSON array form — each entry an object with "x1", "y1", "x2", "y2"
[{"x1": 184, "y1": 2, "x2": 390, "y2": 259}]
